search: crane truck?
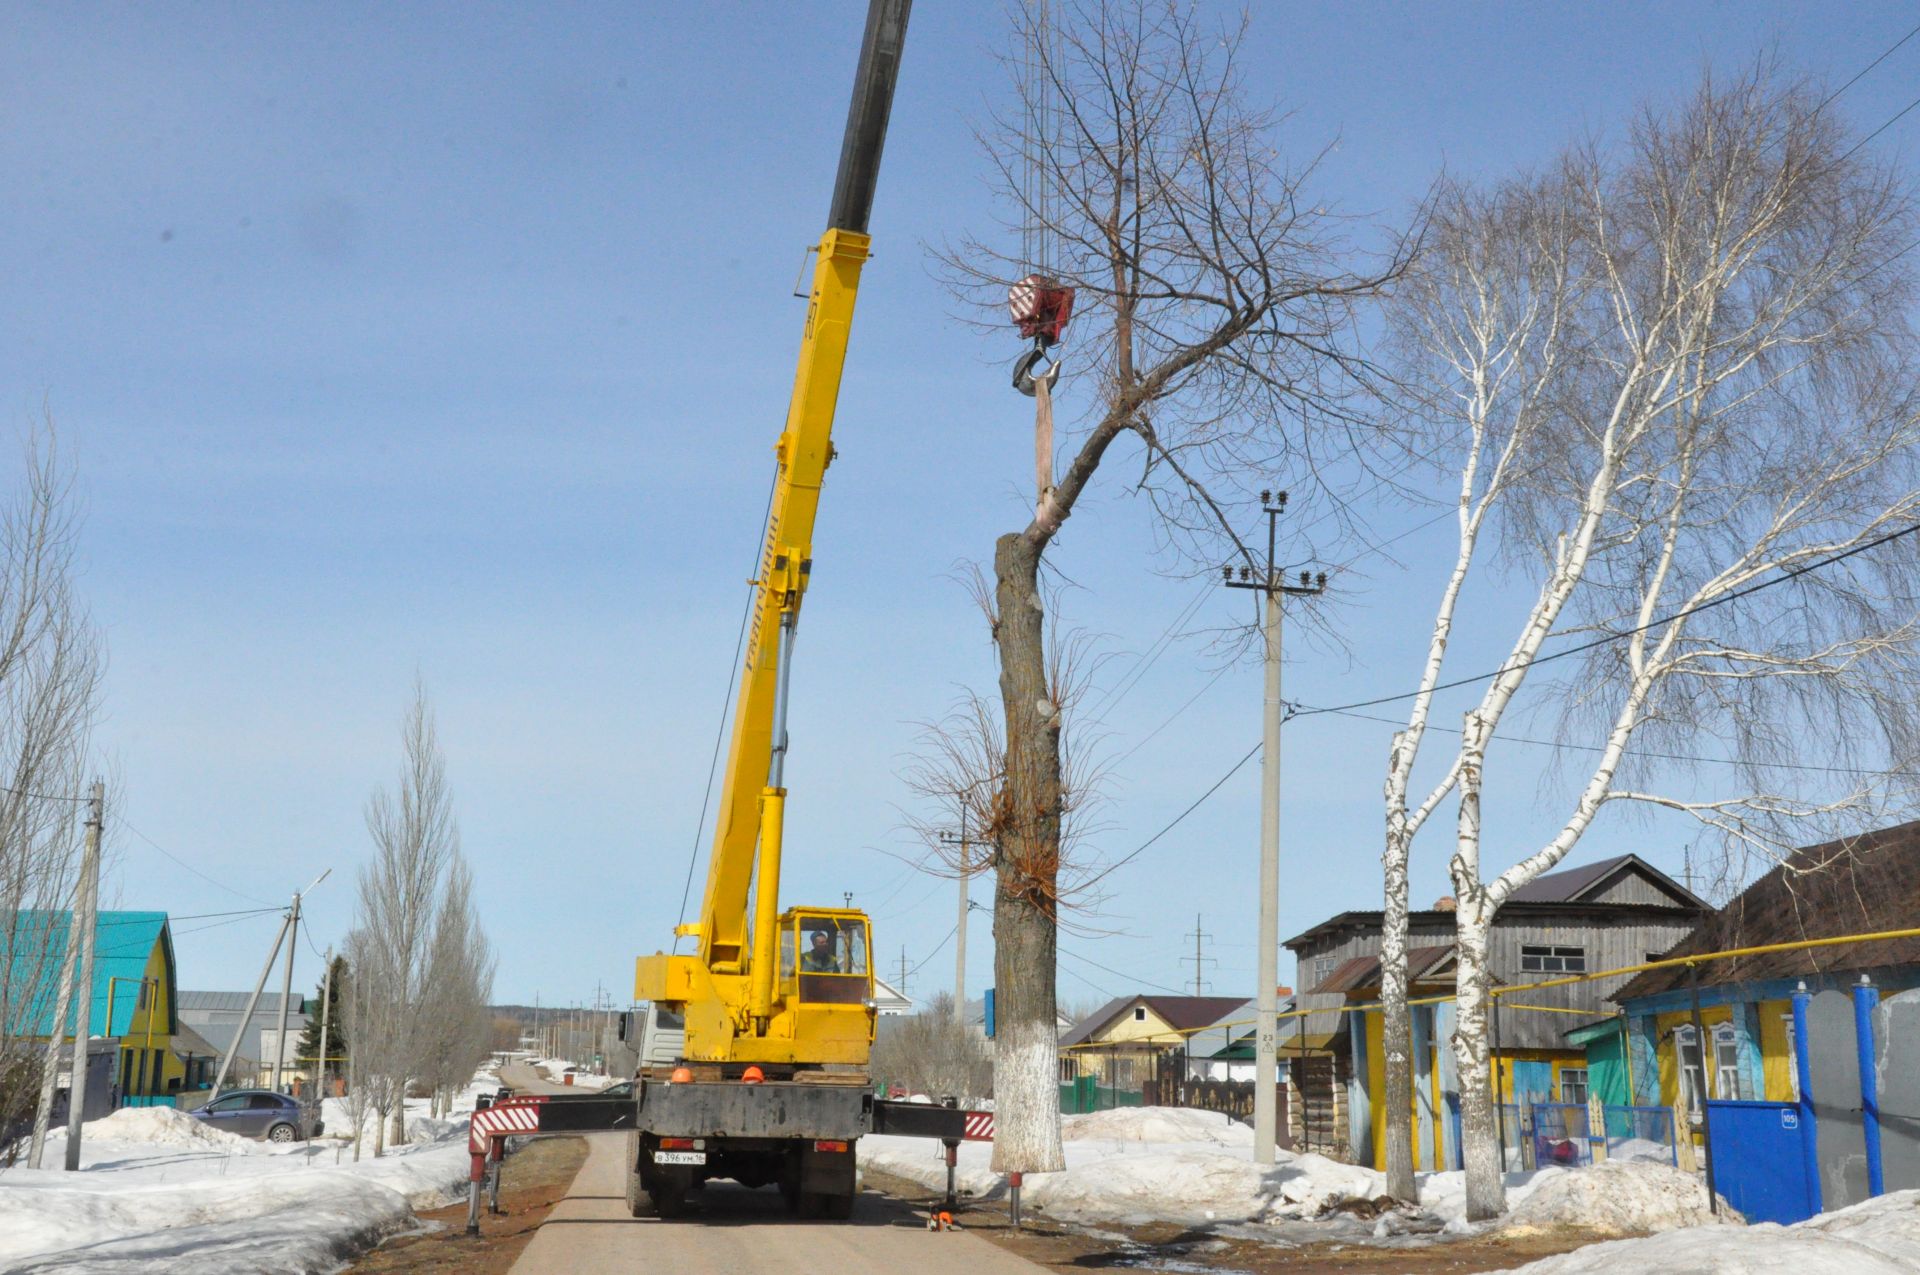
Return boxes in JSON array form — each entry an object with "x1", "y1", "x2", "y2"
[{"x1": 615, "y1": 0, "x2": 966, "y2": 1221}]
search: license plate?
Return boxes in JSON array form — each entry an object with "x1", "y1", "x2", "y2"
[{"x1": 653, "y1": 1150, "x2": 706, "y2": 1166}]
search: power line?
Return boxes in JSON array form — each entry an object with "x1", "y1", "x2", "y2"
[
  {"x1": 1311, "y1": 705, "x2": 1920, "y2": 781},
  {"x1": 1836, "y1": 92, "x2": 1920, "y2": 166},
  {"x1": 1088, "y1": 515, "x2": 1920, "y2": 887},
  {"x1": 1815, "y1": 19, "x2": 1920, "y2": 117},
  {"x1": 674, "y1": 468, "x2": 779, "y2": 942},
  {"x1": 113, "y1": 814, "x2": 277, "y2": 907},
  {"x1": 1058, "y1": 945, "x2": 1188, "y2": 997}
]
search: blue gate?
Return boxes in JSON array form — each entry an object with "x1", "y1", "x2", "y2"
[{"x1": 1706, "y1": 1100, "x2": 1818, "y2": 1224}]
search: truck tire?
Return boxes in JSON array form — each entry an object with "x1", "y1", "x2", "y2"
[{"x1": 624, "y1": 1131, "x2": 652, "y2": 1218}]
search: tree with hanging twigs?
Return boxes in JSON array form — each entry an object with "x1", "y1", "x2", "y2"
[
  {"x1": 933, "y1": 1, "x2": 1414, "y2": 1175},
  {"x1": 1374, "y1": 65, "x2": 1920, "y2": 1216}
]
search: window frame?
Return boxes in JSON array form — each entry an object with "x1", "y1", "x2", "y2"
[
  {"x1": 1559, "y1": 1067, "x2": 1589, "y2": 1106},
  {"x1": 1518, "y1": 944, "x2": 1588, "y2": 974}
]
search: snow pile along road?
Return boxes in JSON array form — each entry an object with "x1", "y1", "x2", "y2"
[
  {"x1": 862, "y1": 1104, "x2": 1726, "y2": 1237},
  {"x1": 83, "y1": 1106, "x2": 254, "y2": 1151},
  {"x1": 0, "y1": 1068, "x2": 500, "y2": 1273},
  {"x1": 1508, "y1": 1188, "x2": 1920, "y2": 1273}
]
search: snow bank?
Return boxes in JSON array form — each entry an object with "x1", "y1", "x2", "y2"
[
  {"x1": 1503, "y1": 1160, "x2": 1727, "y2": 1234},
  {"x1": 0, "y1": 1068, "x2": 498, "y2": 1272},
  {"x1": 863, "y1": 1105, "x2": 1731, "y2": 1239},
  {"x1": 84, "y1": 1107, "x2": 254, "y2": 1152},
  {"x1": 1509, "y1": 1189, "x2": 1920, "y2": 1274},
  {"x1": 1062, "y1": 1106, "x2": 1254, "y2": 1146}
]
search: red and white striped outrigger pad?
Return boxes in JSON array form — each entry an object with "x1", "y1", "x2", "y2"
[
  {"x1": 469, "y1": 1096, "x2": 546, "y2": 1153},
  {"x1": 962, "y1": 1111, "x2": 994, "y2": 1141},
  {"x1": 1007, "y1": 274, "x2": 1075, "y2": 344}
]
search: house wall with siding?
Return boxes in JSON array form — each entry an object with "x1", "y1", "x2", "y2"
[{"x1": 1290, "y1": 909, "x2": 1700, "y2": 1051}]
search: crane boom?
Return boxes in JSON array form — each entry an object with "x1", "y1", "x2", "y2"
[
  {"x1": 694, "y1": 0, "x2": 908, "y2": 975},
  {"x1": 636, "y1": 0, "x2": 910, "y2": 1076}
]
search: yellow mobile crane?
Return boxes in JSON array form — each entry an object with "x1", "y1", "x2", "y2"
[{"x1": 616, "y1": 0, "x2": 953, "y2": 1221}]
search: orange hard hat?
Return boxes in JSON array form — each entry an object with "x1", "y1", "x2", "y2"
[
  {"x1": 741, "y1": 1065, "x2": 765, "y2": 1084},
  {"x1": 669, "y1": 1066, "x2": 693, "y2": 1084}
]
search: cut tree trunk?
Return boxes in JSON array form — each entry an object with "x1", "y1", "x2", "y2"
[{"x1": 990, "y1": 530, "x2": 1066, "y2": 1175}]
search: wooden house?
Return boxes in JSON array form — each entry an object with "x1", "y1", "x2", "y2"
[
  {"x1": 1285, "y1": 854, "x2": 1705, "y2": 1170},
  {"x1": 1604, "y1": 821, "x2": 1920, "y2": 1112}
]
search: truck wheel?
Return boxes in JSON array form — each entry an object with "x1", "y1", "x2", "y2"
[
  {"x1": 624, "y1": 1132, "x2": 652, "y2": 1218},
  {"x1": 652, "y1": 1167, "x2": 691, "y2": 1219}
]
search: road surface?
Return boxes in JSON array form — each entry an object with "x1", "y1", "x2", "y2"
[
  {"x1": 496, "y1": 1061, "x2": 586, "y2": 1095},
  {"x1": 507, "y1": 1133, "x2": 1046, "y2": 1274}
]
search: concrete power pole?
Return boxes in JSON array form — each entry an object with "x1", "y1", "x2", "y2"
[
  {"x1": 271, "y1": 888, "x2": 302, "y2": 1091},
  {"x1": 939, "y1": 815, "x2": 988, "y2": 1015},
  {"x1": 1224, "y1": 493, "x2": 1324, "y2": 1166},
  {"x1": 62, "y1": 780, "x2": 104, "y2": 1172},
  {"x1": 316, "y1": 945, "x2": 335, "y2": 1098}
]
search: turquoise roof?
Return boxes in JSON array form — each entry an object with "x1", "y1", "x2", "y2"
[{"x1": 3, "y1": 911, "x2": 176, "y2": 1038}]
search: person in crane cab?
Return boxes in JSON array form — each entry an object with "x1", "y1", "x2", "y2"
[{"x1": 802, "y1": 928, "x2": 842, "y2": 973}]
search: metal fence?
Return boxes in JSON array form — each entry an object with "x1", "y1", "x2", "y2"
[
  {"x1": 1058, "y1": 1075, "x2": 1144, "y2": 1115},
  {"x1": 1498, "y1": 1101, "x2": 1676, "y2": 1169}
]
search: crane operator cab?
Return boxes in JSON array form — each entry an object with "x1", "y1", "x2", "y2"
[{"x1": 783, "y1": 911, "x2": 870, "y2": 1002}]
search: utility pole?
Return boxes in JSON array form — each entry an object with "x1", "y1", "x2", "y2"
[
  {"x1": 939, "y1": 814, "x2": 989, "y2": 1014},
  {"x1": 1182, "y1": 914, "x2": 1216, "y2": 995},
  {"x1": 316, "y1": 945, "x2": 335, "y2": 1099},
  {"x1": 1224, "y1": 491, "x2": 1325, "y2": 1166},
  {"x1": 62, "y1": 780, "x2": 104, "y2": 1172},
  {"x1": 270, "y1": 869, "x2": 328, "y2": 1092},
  {"x1": 898, "y1": 946, "x2": 910, "y2": 998},
  {"x1": 210, "y1": 911, "x2": 295, "y2": 1096}
]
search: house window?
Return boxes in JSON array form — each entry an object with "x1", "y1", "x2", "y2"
[
  {"x1": 1059, "y1": 1057, "x2": 1078, "y2": 1083},
  {"x1": 1311, "y1": 956, "x2": 1336, "y2": 988},
  {"x1": 1675, "y1": 1023, "x2": 1745, "y2": 1107},
  {"x1": 1520, "y1": 945, "x2": 1587, "y2": 973},
  {"x1": 1560, "y1": 1068, "x2": 1589, "y2": 1106},
  {"x1": 1133, "y1": 1007, "x2": 1147, "y2": 1022}
]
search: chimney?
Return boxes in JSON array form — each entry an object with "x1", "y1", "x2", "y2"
[{"x1": 1433, "y1": 895, "x2": 1457, "y2": 912}]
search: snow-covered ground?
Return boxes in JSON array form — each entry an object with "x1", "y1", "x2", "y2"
[
  {"x1": 860, "y1": 1105, "x2": 1723, "y2": 1237},
  {"x1": 1509, "y1": 1189, "x2": 1920, "y2": 1273},
  {"x1": 0, "y1": 1070, "x2": 501, "y2": 1273}
]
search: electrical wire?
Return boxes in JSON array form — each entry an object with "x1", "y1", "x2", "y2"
[
  {"x1": 673, "y1": 469, "x2": 780, "y2": 946},
  {"x1": 1085, "y1": 515, "x2": 1920, "y2": 887},
  {"x1": 172, "y1": 911, "x2": 283, "y2": 937},
  {"x1": 113, "y1": 813, "x2": 277, "y2": 907},
  {"x1": 1058, "y1": 946, "x2": 1188, "y2": 997},
  {"x1": 1291, "y1": 517, "x2": 1920, "y2": 723}
]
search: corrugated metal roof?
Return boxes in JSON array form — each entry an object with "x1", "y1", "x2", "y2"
[
  {"x1": 3, "y1": 911, "x2": 175, "y2": 1037},
  {"x1": 1613, "y1": 821, "x2": 1920, "y2": 1002},
  {"x1": 1311, "y1": 946, "x2": 1455, "y2": 995},
  {"x1": 177, "y1": 990, "x2": 304, "y2": 1013}
]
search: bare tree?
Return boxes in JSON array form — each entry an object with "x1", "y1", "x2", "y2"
[
  {"x1": 1378, "y1": 66, "x2": 1920, "y2": 1217},
  {"x1": 346, "y1": 681, "x2": 461, "y2": 1154},
  {"x1": 936, "y1": 1, "x2": 1410, "y2": 1173},
  {"x1": 0, "y1": 426, "x2": 104, "y2": 1162},
  {"x1": 416, "y1": 856, "x2": 496, "y2": 1118},
  {"x1": 870, "y1": 992, "x2": 995, "y2": 1105}
]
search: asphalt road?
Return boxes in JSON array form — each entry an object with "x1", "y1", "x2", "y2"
[
  {"x1": 507, "y1": 1133, "x2": 1046, "y2": 1274},
  {"x1": 496, "y1": 1062, "x2": 588, "y2": 1096}
]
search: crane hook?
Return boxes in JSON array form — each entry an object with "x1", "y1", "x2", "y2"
[{"x1": 1012, "y1": 340, "x2": 1063, "y2": 397}]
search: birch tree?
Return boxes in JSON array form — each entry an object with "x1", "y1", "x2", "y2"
[
  {"x1": 938, "y1": 0, "x2": 1411, "y2": 1176},
  {"x1": 1378, "y1": 67, "x2": 1920, "y2": 1217}
]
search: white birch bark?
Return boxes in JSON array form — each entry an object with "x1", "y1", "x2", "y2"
[{"x1": 1381, "y1": 70, "x2": 1920, "y2": 1219}]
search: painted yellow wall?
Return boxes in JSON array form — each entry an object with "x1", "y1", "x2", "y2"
[
  {"x1": 1363, "y1": 1009, "x2": 1577, "y2": 1169},
  {"x1": 1758, "y1": 1000, "x2": 1795, "y2": 1101},
  {"x1": 116, "y1": 944, "x2": 185, "y2": 1097}
]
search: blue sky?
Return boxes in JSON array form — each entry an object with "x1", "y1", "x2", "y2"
[{"x1": 4, "y1": 2, "x2": 1916, "y2": 1014}]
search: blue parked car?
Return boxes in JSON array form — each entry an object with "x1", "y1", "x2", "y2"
[{"x1": 190, "y1": 1090, "x2": 324, "y2": 1142}]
